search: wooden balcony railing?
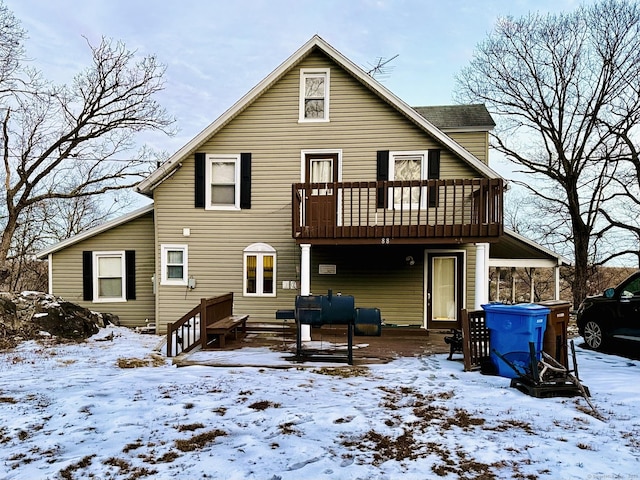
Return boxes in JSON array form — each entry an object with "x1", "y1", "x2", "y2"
[{"x1": 292, "y1": 178, "x2": 503, "y2": 243}]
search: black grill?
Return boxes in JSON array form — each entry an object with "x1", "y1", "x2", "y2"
[{"x1": 277, "y1": 290, "x2": 381, "y2": 364}]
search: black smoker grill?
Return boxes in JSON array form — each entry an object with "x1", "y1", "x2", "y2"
[{"x1": 277, "y1": 290, "x2": 382, "y2": 364}]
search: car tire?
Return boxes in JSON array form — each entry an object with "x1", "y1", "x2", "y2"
[{"x1": 583, "y1": 320, "x2": 606, "y2": 350}]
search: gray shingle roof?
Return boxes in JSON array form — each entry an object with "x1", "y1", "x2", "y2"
[{"x1": 412, "y1": 104, "x2": 495, "y2": 130}]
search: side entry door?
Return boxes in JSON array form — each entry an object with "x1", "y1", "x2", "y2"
[{"x1": 426, "y1": 252, "x2": 464, "y2": 329}]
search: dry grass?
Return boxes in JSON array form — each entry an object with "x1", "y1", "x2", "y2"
[
  {"x1": 312, "y1": 366, "x2": 370, "y2": 377},
  {"x1": 59, "y1": 455, "x2": 95, "y2": 480},
  {"x1": 116, "y1": 355, "x2": 165, "y2": 368},
  {"x1": 174, "y1": 429, "x2": 227, "y2": 452},
  {"x1": 248, "y1": 400, "x2": 281, "y2": 410}
]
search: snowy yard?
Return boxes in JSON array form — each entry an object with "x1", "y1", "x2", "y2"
[{"x1": 0, "y1": 326, "x2": 638, "y2": 479}]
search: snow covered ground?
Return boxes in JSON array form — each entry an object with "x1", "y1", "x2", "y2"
[{"x1": 0, "y1": 326, "x2": 638, "y2": 480}]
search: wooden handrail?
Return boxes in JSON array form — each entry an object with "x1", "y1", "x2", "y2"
[
  {"x1": 166, "y1": 292, "x2": 234, "y2": 357},
  {"x1": 292, "y1": 178, "x2": 503, "y2": 242}
]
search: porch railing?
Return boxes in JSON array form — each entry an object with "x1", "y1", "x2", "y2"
[
  {"x1": 292, "y1": 178, "x2": 503, "y2": 242},
  {"x1": 166, "y1": 293, "x2": 234, "y2": 357}
]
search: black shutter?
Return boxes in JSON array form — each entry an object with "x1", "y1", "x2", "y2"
[
  {"x1": 195, "y1": 152, "x2": 206, "y2": 208},
  {"x1": 240, "y1": 153, "x2": 251, "y2": 209},
  {"x1": 428, "y1": 149, "x2": 441, "y2": 208},
  {"x1": 82, "y1": 251, "x2": 93, "y2": 301},
  {"x1": 376, "y1": 150, "x2": 389, "y2": 208},
  {"x1": 125, "y1": 250, "x2": 136, "y2": 300}
]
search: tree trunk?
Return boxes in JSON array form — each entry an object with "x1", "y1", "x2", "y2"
[
  {"x1": 0, "y1": 212, "x2": 18, "y2": 285},
  {"x1": 572, "y1": 218, "x2": 591, "y2": 308}
]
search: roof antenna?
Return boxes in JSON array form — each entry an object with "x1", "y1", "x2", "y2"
[{"x1": 366, "y1": 54, "x2": 399, "y2": 80}]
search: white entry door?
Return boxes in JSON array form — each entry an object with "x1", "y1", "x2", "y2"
[{"x1": 425, "y1": 251, "x2": 464, "y2": 329}]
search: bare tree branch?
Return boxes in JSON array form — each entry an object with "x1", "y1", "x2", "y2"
[
  {"x1": 0, "y1": 4, "x2": 175, "y2": 286},
  {"x1": 455, "y1": 0, "x2": 640, "y2": 305}
]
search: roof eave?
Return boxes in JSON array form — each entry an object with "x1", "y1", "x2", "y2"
[
  {"x1": 35, "y1": 203, "x2": 155, "y2": 259},
  {"x1": 503, "y1": 228, "x2": 572, "y2": 266}
]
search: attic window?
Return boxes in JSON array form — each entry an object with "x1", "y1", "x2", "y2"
[{"x1": 299, "y1": 68, "x2": 330, "y2": 122}]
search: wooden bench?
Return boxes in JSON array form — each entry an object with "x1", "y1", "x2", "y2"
[{"x1": 206, "y1": 314, "x2": 249, "y2": 348}]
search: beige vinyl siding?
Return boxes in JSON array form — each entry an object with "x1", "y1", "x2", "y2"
[
  {"x1": 310, "y1": 245, "x2": 425, "y2": 325},
  {"x1": 447, "y1": 131, "x2": 491, "y2": 164},
  {"x1": 152, "y1": 49, "x2": 484, "y2": 331},
  {"x1": 50, "y1": 212, "x2": 155, "y2": 327}
]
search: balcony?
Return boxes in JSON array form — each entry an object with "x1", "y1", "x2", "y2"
[{"x1": 292, "y1": 178, "x2": 503, "y2": 244}]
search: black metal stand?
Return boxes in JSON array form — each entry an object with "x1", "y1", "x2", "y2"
[{"x1": 294, "y1": 321, "x2": 355, "y2": 365}]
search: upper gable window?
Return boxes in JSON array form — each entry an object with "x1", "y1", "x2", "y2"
[
  {"x1": 299, "y1": 68, "x2": 330, "y2": 122},
  {"x1": 206, "y1": 154, "x2": 240, "y2": 210}
]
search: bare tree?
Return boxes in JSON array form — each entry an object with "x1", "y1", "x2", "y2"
[
  {"x1": 455, "y1": 0, "x2": 640, "y2": 306},
  {"x1": 0, "y1": 3, "x2": 175, "y2": 285}
]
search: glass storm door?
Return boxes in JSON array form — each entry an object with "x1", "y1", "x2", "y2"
[{"x1": 426, "y1": 252, "x2": 464, "y2": 329}]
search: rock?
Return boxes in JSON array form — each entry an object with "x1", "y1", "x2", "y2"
[{"x1": 0, "y1": 291, "x2": 118, "y2": 348}]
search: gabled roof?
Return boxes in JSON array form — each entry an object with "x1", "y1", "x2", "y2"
[
  {"x1": 137, "y1": 35, "x2": 501, "y2": 195},
  {"x1": 35, "y1": 203, "x2": 154, "y2": 259},
  {"x1": 413, "y1": 105, "x2": 496, "y2": 132}
]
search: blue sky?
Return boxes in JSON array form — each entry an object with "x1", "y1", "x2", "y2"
[{"x1": 11, "y1": 0, "x2": 586, "y2": 162}]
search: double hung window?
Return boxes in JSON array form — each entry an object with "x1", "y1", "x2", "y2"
[
  {"x1": 161, "y1": 245, "x2": 188, "y2": 286},
  {"x1": 93, "y1": 252, "x2": 126, "y2": 302},
  {"x1": 206, "y1": 155, "x2": 240, "y2": 209},
  {"x1": 299, "y1": 69, "x2": 330, "y2": 122}
]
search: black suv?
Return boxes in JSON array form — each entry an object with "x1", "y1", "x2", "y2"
[{"x1": 577, "y1": 271, "x2": 640, "y2": 350}]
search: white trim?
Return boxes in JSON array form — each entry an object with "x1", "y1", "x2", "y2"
[
  {"x1": 243, "y1": 243, "x2": 277, "y2": 297},
  {"x1": 300, "y1": 149, "x2": 343, "y2": 227},
  {"x1": 136, "y1": 35, "x2": 501, "y2": 195},
  {"x1": 35, "y1": 204, "x2": 154, "y2": 259},
  {"x1": 243, "y1": 242, "x2": 276, "y2": 253},
  {"x1": 474, "y1": 243, "x2": 489, "y2": 309},
  {"x1": 160, "y1": 244, "x2": 188, "y2": 286},
  {"x1": 388, "y1": 150, "x2": 429, "y2": 210},
  {"x1": 299, "y1": 68, "x2": 330, "y2": 122},
  {"x1": 92, "y1": 251, "x2": 127, "y2": 303},
  {"x1": 300, "y1": 149, "x2": 343, "y2": 182},
  {"x1": 488, "y1": 258, "x2": 559, "y2": 268},
  {"x1": 47, "y1": 253, "x2": 53, "y2": 295},
  {"x1": 205, "y1": 154, "x2": 241, "y2": 210}
]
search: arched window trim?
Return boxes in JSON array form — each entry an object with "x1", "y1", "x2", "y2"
[{"x1": 243, "y1": 243, "x2": 276, "y2": 297}]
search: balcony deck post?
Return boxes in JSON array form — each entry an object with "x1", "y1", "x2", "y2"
[{"x1": 299, "y1": 243, "x2": 312, "y2": 341}]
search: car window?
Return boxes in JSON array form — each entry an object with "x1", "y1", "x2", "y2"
[{"x1": 621, "y1": 277, "x2": 640, "y2": 297}]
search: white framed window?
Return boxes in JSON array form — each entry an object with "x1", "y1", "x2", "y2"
[
  {"x1": 93, "y1": 251, "x2": 126, "y2": 302},
  {"x1": 299, "y1": 68, "x2": 330, "y2": 122},
  {"x1": 206, "y1": 154, "x2": 240, "y2": 210},
  {"x1": 389, "y1": 151, "x2": 429, "y2": 209},
  {"x1": 161, "y1": 244, "x2": 188, "y2": 286},
  {"x1": 243, "y1": 243, "x2": 276, "y2": 297}
]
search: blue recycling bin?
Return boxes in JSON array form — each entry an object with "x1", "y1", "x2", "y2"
[{"x1": 482, "y1": 303, "x2": 549, "y2": 378}]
